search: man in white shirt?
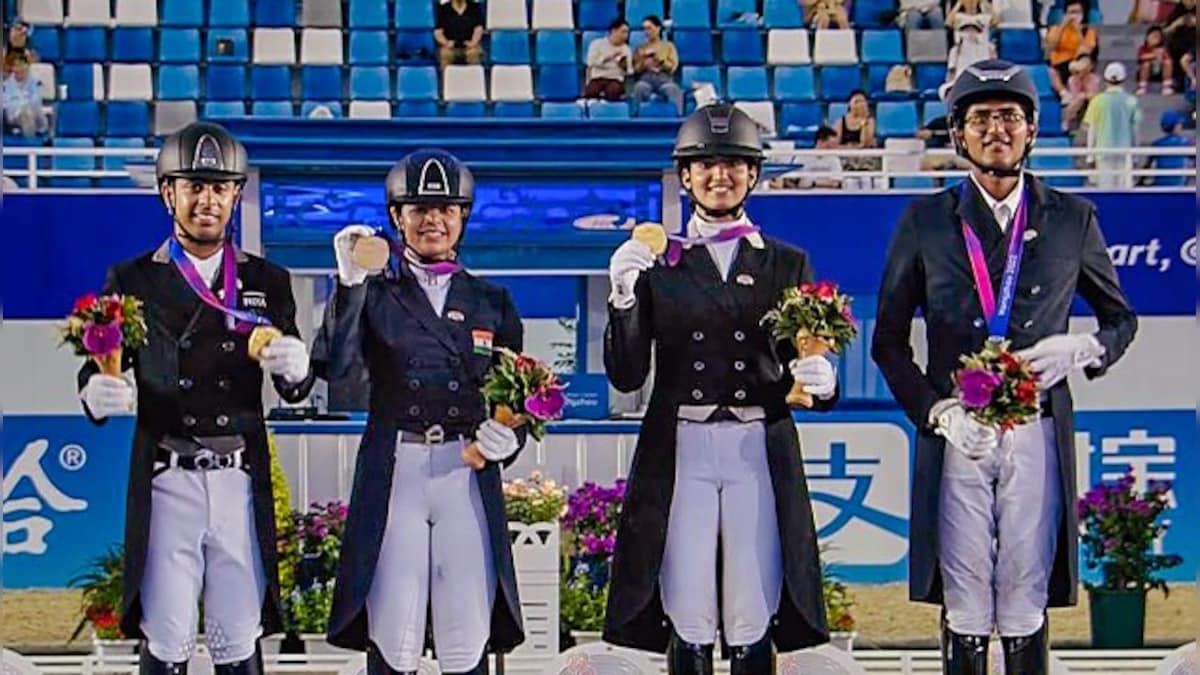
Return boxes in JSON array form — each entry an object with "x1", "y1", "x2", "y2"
[{"x1": 585, "y1": 18, "x2": 633, "y2": 101}]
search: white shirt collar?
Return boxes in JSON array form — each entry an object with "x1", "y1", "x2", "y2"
[
  {"x1": 969, "y1": 172, "x2": 1024, "y2": 229},
  {"x1": 184, "y1": 247, "x2": 223, "y2": 283},
  {"x1": 687, "y1": 214, "x2": 765, "y2": 249}
]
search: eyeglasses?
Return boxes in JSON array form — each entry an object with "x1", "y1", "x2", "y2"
[{"x1": 963, "y1": 110, "x2": 1028, "y2": 132}]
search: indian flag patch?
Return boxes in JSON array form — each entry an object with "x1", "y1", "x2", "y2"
[{"x1": 472, "y1": 329, "x2": 494, "y2": 355}]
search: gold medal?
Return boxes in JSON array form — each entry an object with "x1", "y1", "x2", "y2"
[
  {"x1": 247, "y1": 325, "x2": 283, "y2": 361},
  {"x1": 632, "y1": 222, "x2": 668, "y2": 256},
  {"x1": 352, "y1": 235, "x2": 391, "y2": 271}
]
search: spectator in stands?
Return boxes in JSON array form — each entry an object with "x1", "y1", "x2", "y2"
[
  {"x1": 1164, "y1": 0, "x2": 1196, "y2": 70},
  {"x1": 434, "y1": 0, "x2": 485, "y2": 68},
  {"x1": 1142, "y1": 109, "x2": 1193, "y2": 186},
  {"x1": 946, "y1": 22, "x2": 997, "y2": 88},
  {"x1": 803, "y1": 0, "x2": 850, "y2": 29},
  {"x1": 2, "y1": 54, "x2": 48, "y2": 138},
  {"x1": 1083, "y1": 62, "x2": 1141, "y2": 188},
  {"x1": 585, "y1": 19, "x2": 633, "y2": 102},
  {"x1": 1137, "y1": 26, "x2": 1176, "y2": 94},
  {"x1": 834, "y1": 91, "x2": 877, "y2": 148},
  {"x1": 1181, "y1": 50, "x2": 1196, "y2": 92},
  {"x1": 631, "y1": 16, "x2": 684, "y2": 114},
  {"x1": 899, "y1": 0, "x2": 946, "y2": 29},
  {"x1": 2, "y1": 22, "x2": 38, "y2": 78},
  {"x1": 1045, "y1": 0, "x2": 1098, "y2": 100},
  {"x1": 948, "y1": 0, "x2": 999, "y2": 34},
  {"x1": 1063, "y1": 54, "x2": 1102, "y2": 131}
]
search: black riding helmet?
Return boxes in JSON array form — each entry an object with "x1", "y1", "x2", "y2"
[
  {"x1": 385, "y1": 149, "x2": 474, "y2": 255},
  {"x1": 156, "y1": 122, "x2": 248, "y2": 185},
  {"x1": 673, "y1": 104, "x2": 765, "y2": 218},
  {"x1": 945, "y1": 60, "x2": 1039, "y2": 177}
]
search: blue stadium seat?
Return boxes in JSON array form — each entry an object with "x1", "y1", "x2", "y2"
[
  {"x1": 350, "y1": 0, "x2": 389, "y2": 28},
  {"x1": 637, "y1": 100, "x2": 681, "y2": 117},
  {"x1": 55, "y1": 101, "x2": 100, "y2": 136},
  {"x1": 828, "y1": 101, "x2": 849, "y2": 121},
  {"x1": 157, "y1": 65, "x2": 200, "y2": 100},
  {"x1": 625, "y1": 0, "x2": 665, "y2": 24},
  {"x1": 302, "y1": 66, "x2": 343, "y2": 100},
  {"x1": 206, "y1": 65, "x2": 248, "y2": 100},
  {"x1": 536, "y1": 31, "x2": 576, "y2": 64},
  {"x1": 727, "y1": 66, "x2": 769, "y2": 100},
  {"x1": 1038, "y1": 99, "x2": 1064, "y2": 135},
  {"x1": 579, "y1": 31, "x2": 605, "y2": 62},
  {"x1": 301, "y1": 101, "x2": 344, "y2": 117},
  {"x1": 395, "y1": 101, "x2": 440, "y2": 116},
  {"x1": 60, "y1": 64, "x2": 100, "y2": 100},
  {"x1": 819, "y1": 65, "x2": 860, "y2": 101},
  {"x1": 588, "y1": 100, "x2": 631, "y2": 118},
  {"x1": 998, "y1": 29, "x2": 1042, "y2": 64},
  {"x1": 774, "y1": 65, "x2": 816, "y2": 101},
  {"x1": 681, "y1": 65, "x2": 724, "y2": 98},
  {"x1": 541, "y1": 101, "x2": 584, "y2": 118},
  {"x1": 717, "y1": 0, "x2": 759, "y2": 28},
  {"x1": 861, "y1": 30, "x2": 903, "y2": 64},
  {"x1": 853, "y1": 0, "x2": 895, "y2": 27},
  {"x1": 396, "y1": 30, "x2": 437, "y2": 63},
  {"x1": 159, "y1": 28, "x2": 201, "y2": 63},
  {"x1": 866, "y1": 64, "x2": 893, "y2": 99},
  {"x1": 203, "y1": 101, "x2": 248, "y2": 117},
  {"x1": 208, "y1": 0, "x2": 250, "y2": 26},
  {"x1": 923, "y1": 99, "x2": 947, "y2": 123},
  {"x1": 396, "y1": 66, "x2": 439, "y2": 100},
  {"x1": 1028, "y1": 64, "x2": 1055, "y2": 100},
  {"x1": 106, "y1": 101, "x2": 149, "y2": 136},
  {"x1": 492, "y1": 31, "x2": 532, "y2": 64},
  {"x1": 1028, "y1": 136, "x2": 1084, "y2": 186},
  {"x1": 252, "y1": 66, "x2": 293, "y2": 100},
  {"x1": 350, "y1": 66, "x2": 391, "y2": 99},
  {"x1": 252, "y1": 100, "x2": 295, "y2": 117},
  {"x1": 670, "y1": 0, "x2": 711, "y2": 28},
  {"x1": 445, "y1": 102, "x2": 486, "y2": 117},
  {"x1": 255, "y1": 0, "x2": 296, "y2": 27},
  {"x1": 112, "y1": 28, "x2": 153, "y2": 62},
  {"x1": 396, "y1": 0, "x2": 436, "y2": 28},
  {"x1": 579, "y1": 0, "x2": 619, "y2": 29},
  {"x1": 876, "y1": 100, "x2": 918, "y2": 137},
  {"x1": 780, "y1": 102, "x2": 822, "y2": 140},
  {"x1": 64, "y1": 28, "x2": 106, "y2": 62},
  {"x1": 763, "y1": 0, "x2": 804, "y2": 27},
  {"x1": 207, "y1": 29, "x2": 250, "y2": 63},
  {"x1": 915, "y1": 63, "x2": 946, "y2": 98},
  {"x1": 721, "y1": 30, "x2": 765, "y2": 65},
  {"x1": 50, "y1": 138, "x2": 95, "y2": 188},
  {"x1": 162, "y1": 0, "x2": 203, "y2": 26},
  {"x1": 494, "y1": 102, "x2": 536, "y2": 117},
  {"x1": 675, "y1": 30, "x2": 715, "y2": 65},
  {"x1": 29, "y1": 27, "x2": 60, "y2": 61},
  {"x1": 350, "y1": 30, "x2": 390, "y2": 64},
  {"x1": 537, "y1": 65, "x2": 580, "y2": 100},
  {"x1": 100, "y1": 138, "x2": 145, "y2": 188}
]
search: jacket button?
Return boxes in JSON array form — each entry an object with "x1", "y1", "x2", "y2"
[
  {"x1": 221, "y1": 340, "x2": 235, "y2": 352},
  {"x1": 408, "y1": 405, "x2": 421, "y2": 416},
  {"x1": 1031, "y1": 285, "x2": 1041, "y2": 296},
  {"x1": 734, "y1": 389, "x2": 747, "y2": 400},
  {"x1": 449, "y1": 356, "x2": 462, "y2": 366},
  {"x1": 179, "y1": 338, "x2": 192, "y2": 350},
  {"x1": 216, "y1": 414, "x2": 229, "y2": 427},
  {"x1": 448, "y1": 406, "x2": 460, "y2": 417},
  {"x1": 217, "y1": 377, "x2": 231, "y2": 391},
  {"x1": 448, "y1": 380, "x2": 460, "y2": 391},
  {"x1": 693, "y1": 361, "x2": 705, "y2": 371},
  {"x1": 408, "y1": 379, "x2": 421, "y2": 391},
  {"x1": 692, "y1": 331, "x2": 704, "y2": 341},
  {"x1": 973, "y1": 318, "x2": 984, "y2": 328},
  {"x1": 179, "y1": 378, "x2": 193, "y2": 390},
  {"x1": 734, "y1": 360, "x2": 746, "y2": 371},
  {"x1": 182, "y1": 415, "x2": 196, "y2": 427},
  {"x1": 408, "y1": 357, "x2": 420, "y2": 367},
  {"x1": 691, "y1": 389, "x2": 703, "y2": 400},
  {"x1": 1022, "y1": 319, "x2": 1034, "y2": 328},
  {"x1": 733, "y1": 330, "x2": 746, "y2": 342}
]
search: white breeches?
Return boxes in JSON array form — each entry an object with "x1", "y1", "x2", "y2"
[
  {"x1": 660, "y1": 420, "x2": 783, "y2": 647},
  {"x1": 141, "y1": 467, "x2": 266, "y2": 664},
  {"x1": 367, "y1": 436, "x2": 496, "y2": 673},
  {"x1": 939, "y1": 418, "x2": 1061, "y2": 637}
]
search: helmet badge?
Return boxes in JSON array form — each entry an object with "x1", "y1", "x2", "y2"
[
  {"x1": 417, "y1": 158, "x2": 451, "y2": 196},
  {"x1": 193, "y1": 133, "x2": 224, "y2": 170},
  {"x1": 706, "y1": 107, "x2": 731, "y2": 135}
]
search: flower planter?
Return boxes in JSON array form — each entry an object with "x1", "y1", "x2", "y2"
[
  {"x1": 1088, "y1": 587, "x2": 1146, "y2": 648},
  {"x1": 828, "y1": 631, "x2": 856, "y2": 652},
  {"x1": 259, "y1": 634, "x2": 284, "y2": 655},
  {"x1": 508, "y1": 521, "x2": 561, "y2": 661},
  {"x1": 300, "y1": 633, "x2": 357, "y2": 655},
  {"x1": 91, "y1": 635, "x2": 140, "y2": 660},
  {"x1": 570, "y1": 630, "x2": 603, "y2": 646}
]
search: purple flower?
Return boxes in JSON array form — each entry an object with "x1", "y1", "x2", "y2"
[
  {"x1": 958, "y1": 368, "x2": 1002, "y2": 408},
  {"x1": 525, "y1": 387, "x2": 566, "y2": 421},
  {"x1": 82, "y1": 321, "x2": 123, "y2": 356},
  {"x1": 1103, "y1": 537, "x2": 1118, "y2": 551}
]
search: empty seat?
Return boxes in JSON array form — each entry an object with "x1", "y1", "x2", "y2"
[
  {"x1": 20, "y1": 0, "x2": 64, "y2": 24},
  {"x1": 867, "y1": 64, "x2": 895, "y2": 98},
  {"x1": 255, "y1": 0, "x2": 297, "y2": 27},
  {"x1": 625, "y1": 0, "x2": 664, "y2": 24},
  {"x1": 65, "y1": 0, "x2": 109, "y2": 25},
  {"x1": 819, "y1": 65, "x2": 860, "y2": 100},
  {"x1": 106, "y1": 101, "x2": 149, "y2": 136},
  {"x1": 727, "y1": 66, "x2": 769, "y2": 99},
  {"x1": 206, "y1": 66, "x2": 248, "y2": 100},
  {"x1": 1038, "y1": 99, "x2": 1063, "y2": 136},
  {"x1": 154, "y1": 100, "x2": 197, "y2": 134},
  {"x1": 779, "y1": 101, "x2": 822, "y2": 139},
  {"x1": 302, "y1": 0, "x2": 343, "y2": 27},
  {"x1": 914, "y1": 63, "x2": 946, "y2": 97},
  {"x1": 50, "y1": 137, "x2": 96, "y2": 188},
  {"x1": 302, "y1": 66, "x2": 343, "y2": 99},
  {"x1": 108, "y1": 64, "x2": 153, "y2": 100},
  {"x1": 112, "y1": 28, "x2": 154, "y2": 62},
  {"x1": 906, "y1": 29, "x2": 948, "y2": 63},
  {"x1": 395, "y1": 100, "x2": 439, "y2": 116},
  {"x1": 768, "y1": 29, "x2": 811, "y2": 64},
  {"x1": 542, "y1": 101, "x2": 584, "y2": 118},
  {"x1": 56, "y1": 101, "x2": 100, "y2": 135},
  {"x1": 1028, "y1": 63, "x2": 1055, "y2": 99},
  {"x1": 29, "y1": 26, "x2": 61, "y2": 61},
  {"x1": 670, "y1": 0, "x2": 711, "y2": 28},
  {"x1": 60, "y1": 63, "x2": 104, "y2": 100},
  {"x1": 876, "y1": 100, "x2": 919, "y2": 137},
  {"x1": 490, "y1": 64, "x2": 535, "y2": 101},
  {"x1": 445, "y1": 101, "x2": 486, "y2": 117},
  {"x1": 64, "y1": 27, "x2": 106, "y2": 62},
  {"x1": 717, "y1": 0, "x2": 758, "y2": 28},
  {"x1": 348, "y1": 100, "x2": 392, "y2": 118},
  {"x1": 160, "y1": 0, "x2": 201, "y2": 25},
  {"x1": 492, "y1": 31, "x2": 532, "y2": 64},
  {"x1": 998, "y1": 29, "x2": 1042, "y2": 63},
  {"x1": 735, "y1": 100, "x2": 777, "y2": 136},
  {"x1": 350, "y1": 66, "x2": 390, "y2": 99},
  {"x1": 532, "y1": 0, "x2": 574, "y2": 28},
  {"x1": 159, "y1": 28, "x2": 201, "y2": 63},
  {"x1": 301, "y1": 100, "x2": 344, "y2": 117},
  {"x1": 100, "y1": 137, "x2": 146, "y2": 188},
  {"x1": 638, "y1": 100, "x2": 681, "y2": 117},
  {"x1": 681, "y1": 65, "x2": 724, "y2": 98},
  {"x1": 252, "y1": 66, "x2": 293, "y2": 99},
  {"x1": 252, "y1": 101, "x2": 294, "y2": 117},
  {"x1": 443, "y1": 65, "x2": 487, "y2": 101},
  {"x1": 813, "y1": 29, "x2": 858, "y2": 64},
  {"x1": 254, "y1": 28, "x2": 297, "y2": 64},
  {"x1": 208, "y1": 0, "x2": 250, "y2": 26},
  {"x1": 350, "y1": 30, "x2": 390, "y2": 64},
  {"x1": 157, "y1": 64, "x2": 200, "y2": 100},
  {"x1": 588, "y1": 100, "x2": 631, "y2": 118},
  {"x1": 301, "y1": 28, "x2": 344, "y2": 64},
  {"x1": 491, "y1": 101, "x2": 534, "y2": 116},
  {"x1": 350, "y1": 0, "x2": 389, "y2": 27},
  {"x1": 721, "y1": 30, "x2": 765, "y2": 65},
  {"x1": 31, "y1": 62, "x2": 57, "y2": 100},
  {"x1": 923, "y1": 99, "x2": 947, "y2": 123},
  {"x1": 396, "y1": 30, "x2": 437, "y2": 62},
  {"x1": 207, "y1": 29, "x2": 250, "y2": 63},
  {"x1": 675, "y1": 29, "x2": 715, "y2": 64},
  {"x1": 861, "y1": 29, "x2": 903, "y2": 63},
  {"x1": 487, "y1": 0, "x2": 529, "y2": 29},
  {"x1": 763, "y1": 0, "x2": 804, "y2": 27},
  {"x1": 853, "y1": 0, "x2": 896, "y2": 26},
  {"x1": 578, "y1": 0, "x2": 618, "y2": 29},
  {"x1": 396, "y1": 0, "x2": 436, "y2": 28},
  {"x1": 396, "y1": 66, "x2": 439, "y2": 100},
  {"x1": 774, "y1": 65, "x2": 817, "y2": 100},
  {"x1": 115, "y1": 0, "x2": 157, "y2": 25},
  {"x1": 993, "y1": 0, "x2": 1035, "y2": 26},
  {"x1": 535, "y1": 31, "x2": 576, "y2": 64},
  {"x1": 204, "y1": 101, "x2": 248, "y2": 117},
  {"x1": 537, "y1": 64, "x2": 580, "y2": 100}
]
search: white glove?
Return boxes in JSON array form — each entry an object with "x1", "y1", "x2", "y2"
[
  {"x1": 81, "y1": 373, "x2": 135, "y2": 419},
  {"x1": 607, "y1": 239, "x2": 655, "y2": 310},
  {"x1": 930, "y1": 399, "x2": 999, "y2": 460},
  {"x1": 260, "y1": 335, "x2": 310, "y2": 383},
  {"x1": 1015, "y1": 333, "x2": 1106, "y2": 390},
  {"x1": 789, "y1": 355, "x2": 837, "y2": 399},
  {"x1": 475, "y1": 419, "x2": 521, "y2": 462},
  {"x1": 333, "y1": 224, "x2": 377, "y2": 286}
]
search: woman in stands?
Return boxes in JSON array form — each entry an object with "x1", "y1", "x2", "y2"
[
  {"x1": 602, "y1": 103, "x2": 838, "y2": 674},
  {"x1": 834, "y1": 90, "x2": 877, "y2": 148},
  {"x1": 323, "y1": 150, "x2": 525, "y2": 675}
]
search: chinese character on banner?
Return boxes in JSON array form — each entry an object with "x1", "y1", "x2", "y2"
[
  {"x1": 2, "y1": 440, "x2": 88, "y2": 555},
  {"x1": 799, "y1": 422, "x2": 910, "y2": 566}
]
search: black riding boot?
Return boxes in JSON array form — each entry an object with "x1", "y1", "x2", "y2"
[
  {"x1": 942, "y1": 624, "x2": 989, "y2": 675},
  {"x1": 667, "y1": 631, "x2": 714, "y2": 675},
  {"x1": 366, "y1": 642, "x2": 417, "y2": 675},
  {"x1": 729, "y1": 633, "x2": 774, "y2": 675},
  {"x1": 1002, "y1": 619, "x2": 1049, "y2": 675},
  {"x1": 138, "y1": 646, "x2": 188, "y2": 675},
  {"x1": 213, "y1": 644, "x2": 264, "y2": 675}
]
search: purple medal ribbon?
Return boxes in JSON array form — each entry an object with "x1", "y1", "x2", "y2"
[
  {"x1": 663, "y1": 223, "x2": 761, "y2": 266},
  {"x1": 168, "y1": 238, "x2": 272, "y2": 335},
  {"x1": 378, "y1": 229, "x2": 464, "y2": 277},
  {"x1": 959, "y1": 181, "x2": 1029, "y2": 340}
]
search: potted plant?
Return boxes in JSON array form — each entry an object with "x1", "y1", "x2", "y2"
[
  {"x1": 559, "y1": 480, "x2": 625, "y2": 645},
  {"x1": 559, "y1": 572, "x2": 609, "y2": 646},
  {"x1": 820, "y1": 544, "x2": 857, "y2": 652},
  {"x1": 68, "y1": 544, "x2": 140, "y2": 658},
  {"x1": 1078, "y1": 472, "x2": 1183, "y2": 648},
  {"x1": 280, "y1": 500, "x2": 353, "y2": 654}
]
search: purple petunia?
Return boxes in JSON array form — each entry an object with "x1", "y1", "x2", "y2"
[
  {"x1": 958, "y1": 368, "x2": 1003, "y2": 408},
  {"x1": 525, "y1": 387, "x2": 566, "y2": 421},
  {"x1": 82, "y1": 321, "x2": 123, "y2": 356}
]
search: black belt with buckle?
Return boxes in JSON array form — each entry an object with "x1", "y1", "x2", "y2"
[
  {"x1": 154, "y1": 446, "x2": 246, "y2": 474},
  {"x1": 397, "y1": 424, "x2": 471, "y2": 445}
]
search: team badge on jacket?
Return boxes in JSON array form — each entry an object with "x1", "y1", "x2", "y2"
[{"x1": 472, "y1": 329, "x2": 494, "y2": 355}]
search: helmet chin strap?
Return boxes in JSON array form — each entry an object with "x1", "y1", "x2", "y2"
[{"x1": 953, "y1": 130, "x2": 1034, "y2": 180}]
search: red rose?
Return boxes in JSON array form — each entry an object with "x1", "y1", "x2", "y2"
[
  {"x1": 799, "y1": 283, "x2": 816, "y2": 293},
  {"x1": 1017, "y1": 379, "x2": 1038, "y2": 403},
  {"x1": 93, "y1": 612, "x2": 119, "y2": 629},
  {"x1": 514, "y1": 355, "x2": 537, "y2": 372},
  {"x1": 816, "y1": 284, "x2": 836, "y2": 302},
  {"x1": 103, "y1": 298, "x2": 124, "y2": 321},
  {"x1": 999, "y1": 352, "x2": 1021, "y2": 374},
  {"x1": 74, "y1": 293, "x2": 98, "y2": 314}
]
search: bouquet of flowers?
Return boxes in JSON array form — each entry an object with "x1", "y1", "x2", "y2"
[
  {"x1": 761, "y1": 281, "x2": 858, "y2": 408},
  {"x1": 463, "y1": 348, "x2": 567, "y2": 469},
  {"x1": 503, "y1": 470, "x2": 569, "y2": 524},
  {"x1": 1077, "y1": 472, "x2": 1182, "y2": 594},
  {"x1": 60, "y1": 293, "x2": 148, "y2": 376},
  {"x1": 952, "y1": 340, "x2": 1040, "y2": 431}
]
